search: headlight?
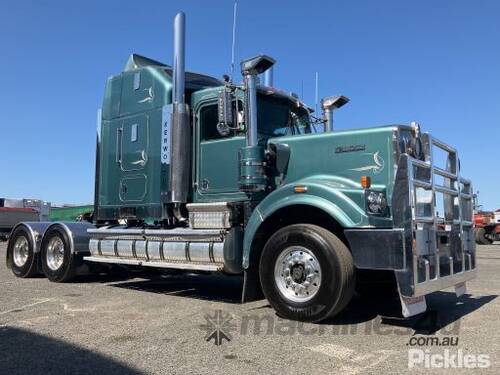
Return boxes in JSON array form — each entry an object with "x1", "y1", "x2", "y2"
[{"x1": 366, "y1": 191, "x2": 387, "y2": 214}]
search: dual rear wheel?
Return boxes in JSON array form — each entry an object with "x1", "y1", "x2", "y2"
[
  {"x1": 40, "y1": 227, "x2": 81, "y2": 282},
  {"x1": 7, "y1": 227, "x2": 39, "y2": 278},
  {"x1": 7, "y1": 226, "x2": 80, "y2": 282}
]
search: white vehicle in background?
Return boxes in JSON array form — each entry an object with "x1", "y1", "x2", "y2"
[{"x1": 0, "y1": 198, "x2": 50, "y2": 241}]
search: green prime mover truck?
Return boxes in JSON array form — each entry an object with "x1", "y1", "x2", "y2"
[{"x1": 6, "y1": 12, "x2": 476, "y2": 322}]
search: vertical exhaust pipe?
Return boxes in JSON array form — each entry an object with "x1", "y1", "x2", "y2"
[
  {"x1": 321, "y1": 95, "x2": 349, "y2": 132},
  {"x1": 172, "y1": 12, "x2": 185, "y2": 105},
  {"x1": 264, "y1": 67, "x2": 273, "y2": 87},
  {"x1": 244, "y1": 73, "x2": 259, "y2": 147},
  {"x1": 169, "y1": 11, "x2": 190, "y2": 218},
  {"x1": 322, "y1": 99, "x2": 334, "y2": 133},
  {"x1": 239, "y1": 55, "x2": 275, "y2": 192}
]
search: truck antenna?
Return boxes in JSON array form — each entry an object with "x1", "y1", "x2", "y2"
[
  {"x1": 315, "y1": 71, "x2": 319, "y2": 115},
  {"x1": 230, "y1": 1, "x2": 238, "y2": 81}
]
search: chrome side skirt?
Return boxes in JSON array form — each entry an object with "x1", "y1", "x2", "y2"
[
  {"x1": 83, "y1": 256, "x2": 222, "y2": 271},
  {"x1": 84, "y1": 226, "x2": 243, "y2": 274}
]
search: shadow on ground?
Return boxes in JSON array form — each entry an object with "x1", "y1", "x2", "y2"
[
  {"x1": 324, "y1": 291, "x2": 497, "y2": 335},
  {"x1": 108, "y1": 273, "x2": 244, "y2": 304},
  {"x1": 0, "y1": 326, "x2": 143, "y2": 375},
  {"x1": 83, "y1": 270, "x2": 497, "y2": 333}
]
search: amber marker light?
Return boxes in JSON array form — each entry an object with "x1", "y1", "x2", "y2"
[
  {"x1": 294, "y1": 186, "x2": 308, "y2": 193},
  {"x1": 361, "y1": 176, "x2": 371, "y2": 189}
]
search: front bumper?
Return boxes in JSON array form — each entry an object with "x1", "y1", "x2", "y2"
[{"x1": 346, "y1": 134, "x2": 477, "y2": 299}]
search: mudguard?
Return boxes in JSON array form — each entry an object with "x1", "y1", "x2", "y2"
[{"x1": 242, "y1": 176, "x2": 374, "y2": 269}]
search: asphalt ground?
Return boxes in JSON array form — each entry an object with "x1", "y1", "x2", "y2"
[{"x1": 0, "y1": 241, "x2": 499, "y2": 374}]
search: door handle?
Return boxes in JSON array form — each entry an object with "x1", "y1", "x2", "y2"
[{"x1": 116, "y1": 128, "x2": 123, "y2": 164}]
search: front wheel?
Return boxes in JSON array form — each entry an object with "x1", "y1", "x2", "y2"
[{"x1": 259, "y1": 224, "x2": 355, "y2": 322}]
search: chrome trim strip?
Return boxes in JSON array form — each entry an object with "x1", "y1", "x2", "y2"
[{"x1": 83, "y1": 256, "x2": 222, "y2": 271}]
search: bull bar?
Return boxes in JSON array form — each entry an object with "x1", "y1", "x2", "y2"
[{"x1": 393, "y1": 133, "x2": 476, "y2": 298}]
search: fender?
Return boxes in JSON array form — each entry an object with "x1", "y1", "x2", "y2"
[
  {"x1": 5, "y1": 221, "x2": 52, "y2": 271},
  {"x1": 43, "y1": 221, "x2": 96, "y2": 254},
  {"x1": 9, "y1": 222, "x2": 53, "y2": 253},
  {"x1": 242, "y1": 176, "x2": 372, "y2": 269}
]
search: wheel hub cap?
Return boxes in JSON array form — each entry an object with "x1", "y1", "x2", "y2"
[
  {"x1": 274, "y1": 246, "x2": 322, "y2": 303},
  {"x1": 291, "y1": 264, "x2": 306, "y2": 283},
  {"x1": 46, "y1": 237, "x2": 65, "y2": 271},
  {"x1": 13, "y1": 236, "x2": 29, "y2": 267}
]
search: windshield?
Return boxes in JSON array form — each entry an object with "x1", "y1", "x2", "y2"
[{"x1": 257, "y1": 95, "x2": 311, "y2": 139}]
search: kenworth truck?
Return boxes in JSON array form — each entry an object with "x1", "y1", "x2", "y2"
[{"x1": 6, "y1": 12, "x2": 476, "y2": 322}]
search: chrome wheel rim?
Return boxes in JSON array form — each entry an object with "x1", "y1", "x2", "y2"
[
  {"x1": 46, "y1": 236, "x2": 65, "y2": 271},
  {"x1": 13, "y1": 236, "x2": 29, "y2": 267},
  {"x1": 274, "y1": 246, "x2": 322, "y2": 303}
]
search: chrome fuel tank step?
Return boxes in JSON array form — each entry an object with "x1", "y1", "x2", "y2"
[{"x1": 84, "y1": 226, "x2": 243, "y2": 274}]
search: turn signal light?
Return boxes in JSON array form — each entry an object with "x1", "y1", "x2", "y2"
[
  {"x1": 294, "y1": 186, "x2": 308, "y2": 193},
  {"x1": 361, "y1": 176, "x2": 371, "y2": 189}
]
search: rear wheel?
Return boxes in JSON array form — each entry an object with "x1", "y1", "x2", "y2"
[
  {"x1": 7, "y1": 227, "x2": 39, "y2": 278},
  {"x1": 259, "y1": 224, "x2": 355, "y2": 322},
  {"x1": 475, "y1": 227, "x2": 493, "y2": 245},
  {"x1": 41, "y1": 227, "x2": 80, "y2": 282}
]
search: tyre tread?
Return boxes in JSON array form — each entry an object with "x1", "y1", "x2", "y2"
[{"x1": 259, "y1": 223, "x2": 355, "y2": 322}]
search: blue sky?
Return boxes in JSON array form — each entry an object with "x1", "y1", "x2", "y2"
[{"x1": 1, "y1": 0, "x2": 499, "y2": 209}]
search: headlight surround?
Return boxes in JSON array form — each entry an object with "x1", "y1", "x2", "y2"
[{"x1": 365, "y1": 190, "x2": 388, "y2": 215}]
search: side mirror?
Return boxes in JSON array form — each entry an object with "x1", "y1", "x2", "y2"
[{"x1": 217, "y1": 89, "x2": 233, "y2": 136}]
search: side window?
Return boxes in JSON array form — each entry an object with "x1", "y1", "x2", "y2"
[
  {"x1": 199, "y1": 101, "x2": 243, "y2": 141},
  {"x1": 200, "y1": 105, "x2": 220, "y2": 141}
]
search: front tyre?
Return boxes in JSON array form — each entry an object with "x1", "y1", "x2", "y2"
[
  {"x1": 41, "y1": 227, "x2": 80, "y2": 282},
  {"x1": 7, "y1": 226, "x2": 39, "y2": 278},
  {"x1": 259, "y1": 224, "x2": 355, "y2": 322}
]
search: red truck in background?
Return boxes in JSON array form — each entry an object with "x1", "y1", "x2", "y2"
[{"x1": 474, "y1": 210, "x2": 500, "y2": 244}]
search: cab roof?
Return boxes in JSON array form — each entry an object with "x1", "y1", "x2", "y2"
[{"x1": 123, "y1": 54, "x2": 222, "y2": 90}]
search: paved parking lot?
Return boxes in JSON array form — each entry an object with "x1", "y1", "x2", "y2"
[{"x1": 0, "y1": 242, "x2": 499, "y2": 374}]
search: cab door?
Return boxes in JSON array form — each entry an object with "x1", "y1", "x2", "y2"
[{"x1": 195, "y1": 101, "x2": 246, "y2": 201}]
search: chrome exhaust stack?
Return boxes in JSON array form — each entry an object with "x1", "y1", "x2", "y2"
[
  {"x1": 168, "y1": 12, "x2": 190, "y2": 219},
  {"x1": 321, "y1": 95, "x2": 349, "y2": 132},
  {"x1": 172, "y1": 12, "x2": 186, "y2": 105},
  {"x1": 264, "y1": 66, "x2": 274, "y2": 87},
  {"x1": 238, "y1": 55, "x2": 275, "y2": 192}
]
